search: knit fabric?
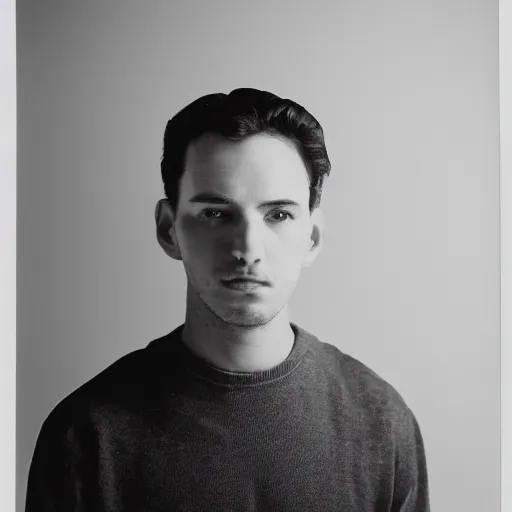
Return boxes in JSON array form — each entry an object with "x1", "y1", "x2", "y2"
[{"x1": 25, "y1": 323, "x2": 430, "y2": 511}]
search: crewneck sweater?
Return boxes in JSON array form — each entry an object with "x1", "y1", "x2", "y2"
[{"x1": 25, "y1": 323, "x2": 430, "y2": 511}]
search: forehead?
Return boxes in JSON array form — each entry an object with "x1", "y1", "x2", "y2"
[{"x1": 180, "y1": 132, "x2": 310, "y2": 204}]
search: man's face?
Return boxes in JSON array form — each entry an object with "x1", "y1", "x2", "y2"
[{"x1": 159, "y1": 132, "x2": 323, "y2": 327}]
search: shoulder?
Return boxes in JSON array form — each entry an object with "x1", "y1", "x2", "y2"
[
  {"x1": 299, "y1": 325, "x2": 415, "y2": 424},
  {"x1": 39, "y1": 332, "x2": 178, "y2": 435}
]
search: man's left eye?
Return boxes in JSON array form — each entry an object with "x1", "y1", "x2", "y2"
[{"x1": 267, "y1": 210, "x2": 293, "y2": 222}]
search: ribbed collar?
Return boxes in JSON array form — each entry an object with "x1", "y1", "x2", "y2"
[{"x1": 150, "y1": 322, "x2": 311, "y2": 388}]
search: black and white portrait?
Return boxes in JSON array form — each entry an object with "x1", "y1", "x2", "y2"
[{"x1": 6, "y1": 1, "x2": 507, "y2": 511}]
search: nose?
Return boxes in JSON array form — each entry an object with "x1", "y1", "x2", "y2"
[{"x1": 231, "y1": 214, "x2": 264, "y2": 265}]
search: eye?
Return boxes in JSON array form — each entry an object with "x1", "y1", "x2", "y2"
[
  {"x1": 199, "y1": 209, "x2": 228, "y2": 221},
  {"x1": 266, "y1": 210, "x2": 293, "y2": 222}
]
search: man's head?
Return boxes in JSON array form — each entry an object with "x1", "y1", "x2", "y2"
[{"x1": 155, "y1": 88, "x2": 331, "y2": 328}]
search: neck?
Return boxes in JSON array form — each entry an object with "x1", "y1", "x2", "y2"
[{"x1": 181, "y1": 289, "x2": 295, "y2": 373}]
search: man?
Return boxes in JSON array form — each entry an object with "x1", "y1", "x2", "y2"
[{"x1": 25, "y1": 88, "x2": 430, "y2": 511}]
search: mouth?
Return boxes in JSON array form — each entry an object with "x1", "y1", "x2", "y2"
[{"x1": 220, "y1": 278, "x2": 270, "y2": 291}]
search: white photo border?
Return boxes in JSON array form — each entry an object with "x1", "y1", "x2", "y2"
[
  {"x1": 1, "y1": 0, "x2": 510, "y2": 510},
  {"x1": 500, "y1": 0, "x2": 511, "y2": 510},
  {"x1": 0, "y1": 0, "x2": 16, "y2": 509}
]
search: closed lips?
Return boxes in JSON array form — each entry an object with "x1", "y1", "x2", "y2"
[{"x1": 222, "y1": 278, "x2": 269, "y2": 285}]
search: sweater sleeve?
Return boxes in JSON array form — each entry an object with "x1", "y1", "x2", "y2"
[
  {"x1": 391, "y1": 406, "x2": 430, "y2": 512},
  {"x1": 25, "y1": 405, "x2": 90, "y2": 512}
]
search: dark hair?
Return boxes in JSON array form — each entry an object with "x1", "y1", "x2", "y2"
[{"x1": 160, "y1": 88, "x2": 331, "y2": 212}]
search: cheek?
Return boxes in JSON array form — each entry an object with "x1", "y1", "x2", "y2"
[
  {"x1": 177, "y1": 216, "x2": 220, "y2": 261},
  {"x1": 269, "y1": 233, "x2": 309, "y2": 273}
]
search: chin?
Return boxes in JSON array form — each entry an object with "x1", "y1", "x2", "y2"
[
  {"x1": 192, "y1": 283, "x2": 289, "y2": 326},
  {"x1": 216, "y1": 306, "x2": 277, "y2": 326},
  {"x1": 204, "y1": 298, "x2": 285, "y2": 328},
  {"x1": 216, "y1": 298, "x2": 286, "y2": 327},
  {"x1": 222, "y1": 316, "x2": 273, "y2": 328}
]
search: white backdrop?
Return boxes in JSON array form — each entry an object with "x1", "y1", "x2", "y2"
[{"x1": 16, "y1": 1, "x2": 501, "y2": 511}]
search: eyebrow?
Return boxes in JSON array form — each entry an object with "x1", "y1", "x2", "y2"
[{"x1": 188, "y1": 193, "x2": 301, "y2": 208}]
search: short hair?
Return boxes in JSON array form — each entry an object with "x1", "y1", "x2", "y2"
[{"x1": 160, "y1": 88, "x2": 331, "y2": 212}]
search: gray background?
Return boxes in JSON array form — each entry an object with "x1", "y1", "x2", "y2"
[{"x1": 16, "y1": 1, "x2": 501, "y2": 510}]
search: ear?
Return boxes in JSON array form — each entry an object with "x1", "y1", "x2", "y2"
[
  {"x1": 155, "y1": 198, "x2": 182, "y2": 261},
  {"x1": 302, "y1": 207, "x2": 324, "y2": 268}
]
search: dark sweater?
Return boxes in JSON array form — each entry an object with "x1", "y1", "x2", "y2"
[{"x1": 25, "y1": 323, "x2": 430, "y2": 511}]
